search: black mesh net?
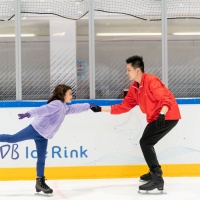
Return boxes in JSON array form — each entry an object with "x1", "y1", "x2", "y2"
[
  {"x1": 1, "y1": 0, "x2": 200, "y2": 21},
  {"x1": 0, "y1": 0, "x2": 15, "y2": 21},
  {"x1": 21, "y1": 0, "x2": 88, "y2": 20}
]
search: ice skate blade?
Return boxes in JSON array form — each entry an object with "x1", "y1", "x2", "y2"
[
  {"x1": 35, "y1": 191, "x2": 53, "y2": 196},
  {"x1": 138, "y1": 189, "x2": 167, "y2": 195}
]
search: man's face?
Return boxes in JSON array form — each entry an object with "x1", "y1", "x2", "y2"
[{"x1": 126, "y1": 64, "x2": 139, "y2": 81}]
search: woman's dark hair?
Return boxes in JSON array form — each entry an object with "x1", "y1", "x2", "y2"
[
  {"x1": 126, "y1": 55, "x2": 144, "y2": 72},
  {"x1": 47, "y1": 84, "x2": 72, "y2": 104}
]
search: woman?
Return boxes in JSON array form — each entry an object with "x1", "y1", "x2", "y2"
[{"x1": 0, "y1": 84, "x2": 96, "y2": 194}]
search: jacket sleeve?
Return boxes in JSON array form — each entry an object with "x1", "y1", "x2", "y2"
[
  {"x1": 28, "y1": 100, "x2": 60, "y2": 117},
  {"x1": 148, "y1": 77, "x2": 172, "y2": 109},
  {"x1": 111, "y1": 87, "x2": 137, "y2": 114},
  {"x1": 66, "y1": 103, "x2": 90, "y2": 114}
]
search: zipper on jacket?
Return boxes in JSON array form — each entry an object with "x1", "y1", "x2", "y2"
[{"x1": 132, "y1": 85, "x2": 143, "y2": 93}]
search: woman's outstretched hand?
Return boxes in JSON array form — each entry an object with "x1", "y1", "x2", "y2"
[{"x1": 18, "y1": 113, "x2": 31, "y2": 119}]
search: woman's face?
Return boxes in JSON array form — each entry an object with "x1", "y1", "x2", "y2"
[{"x1": 64, "y1": 89, "x2": 73, "y2": 103}]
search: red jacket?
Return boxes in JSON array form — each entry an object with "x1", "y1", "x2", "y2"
[{"x1": 111, "y1": 73, "x2": 181, "y2": 123}]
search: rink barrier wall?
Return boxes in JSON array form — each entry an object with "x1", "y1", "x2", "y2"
[
  {"x1": 0, "y1": 98, "x2": 200, "y2": 180},
  {"x1": 0, "y1": 164, "x2": 200, "y2": 180},
  {"x1": 0, "y1": 98, "x2": 200, "y2": 107}
]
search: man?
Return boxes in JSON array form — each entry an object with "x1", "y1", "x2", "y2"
[{"x1": 91, "y1": 55, "x2": 181, "y2": 191}]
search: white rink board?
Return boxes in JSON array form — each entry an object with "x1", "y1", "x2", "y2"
[{"x1": 0, "y1": 104, "x2": 200, "y2": 168}]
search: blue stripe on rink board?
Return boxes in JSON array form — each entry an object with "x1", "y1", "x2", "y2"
[{"x1": 0, "y1": 98, "x2": 200, "y2": 107}]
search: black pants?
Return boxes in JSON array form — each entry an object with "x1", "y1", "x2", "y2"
[{"x1": 140, "y1": 120, "x2": 179, "y2": 172}]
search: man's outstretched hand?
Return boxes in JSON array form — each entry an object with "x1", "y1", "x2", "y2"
[{"x1": 90, "y1": 104, "x2": 101, "y2": 112}]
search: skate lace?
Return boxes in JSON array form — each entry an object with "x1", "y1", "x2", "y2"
[
  {"x1": 143, "y1": 177, "x2": 163, "y2": 188},
  {"x1": 142, "y1": 172, "x2": 150, "y2": 178},
  {"x1": 41, "y1": 178, "x2": 50, "y2": 190},
  {"x1": 145, "y1": 181, "x2": 156, "y2": 188}
]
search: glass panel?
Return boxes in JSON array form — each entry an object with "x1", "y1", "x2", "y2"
[
  {"x1": 168, "y1": 19, "x2": 200, "y2": 97},
  {"x1": 21, "y1": 15, "x2": 77, "y2": 100},
  {"x1": 0, "y1": 20, "x2": 16, "y2": 100},
  {"x1": 21, "y1": 0, "x2": 89, "y2": 100},
  {"x1": 21, "y1": 18, "x2": 50, "y2": 100},
  {"x1": 76, "y1": 15, "x2": 89, "y2": 99},
  {"x1": 94, "y1": 12, "x2": 162, "y2": 99}
]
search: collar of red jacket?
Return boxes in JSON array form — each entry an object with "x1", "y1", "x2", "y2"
[{"x1": 132, "y1": 72, "x2": 146, "y2": 88}]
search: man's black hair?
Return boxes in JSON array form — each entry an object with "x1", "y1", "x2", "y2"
[{"x1": 126, "y1": 55, "x2": 144, "y2": 72}]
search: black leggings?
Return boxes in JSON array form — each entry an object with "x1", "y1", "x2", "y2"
[
  {"x1": 140, "y1": 120, "x2": 179, "y2": 171},
  {"x1": 0, "y1": 125, "x2": 48, "y2": 177}
]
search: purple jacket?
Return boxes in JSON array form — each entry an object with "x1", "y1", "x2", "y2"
[{"x1": 28, "y1": 100, "x2": 90, "y2": 139}]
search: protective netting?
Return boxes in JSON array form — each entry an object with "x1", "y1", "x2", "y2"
[
  {"x1": 21, "y1": 0, "x2": 88, "y2": 20},
  {"x1": 1, "y1": 0, "x2": 200, "y2": 21},
  {"x1": 0, "y1": 1, "x2": 15, "y2": 21}
]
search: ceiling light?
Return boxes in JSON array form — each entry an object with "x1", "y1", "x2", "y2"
[
  {"x1": 173, "y1": 32, "x2": 200, "y2": 35},
  {"x1": 0, "y1": 34, "x2": 35, "y2": 37},
  {"x1": 96, "y1": 33, "x2": 162, "y2": 36},
  {"x1": 53, "y1": 32, "x2": 66, "y2": 36}
]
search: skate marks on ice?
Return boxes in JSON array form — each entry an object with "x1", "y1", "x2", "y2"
[
  {"x1": 0, "y1": 180, "x2": 56, "y2": 200},
  {"x1": 51, "y1": 178, "x2": 136, "y2": 199},
  {"x1": 0, "y1": 177, "x2": 200, "y2": 200}
]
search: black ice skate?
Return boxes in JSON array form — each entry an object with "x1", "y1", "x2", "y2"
[
  {"x1": 140, "y1": 172, "x2": 151, "y2": 182},
  {"x1": 35, "y1": 176, "x2": 53, "y2": 194},
  {"x1": 138, "y1": 168, "x2": 164, "y2": 193}
]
